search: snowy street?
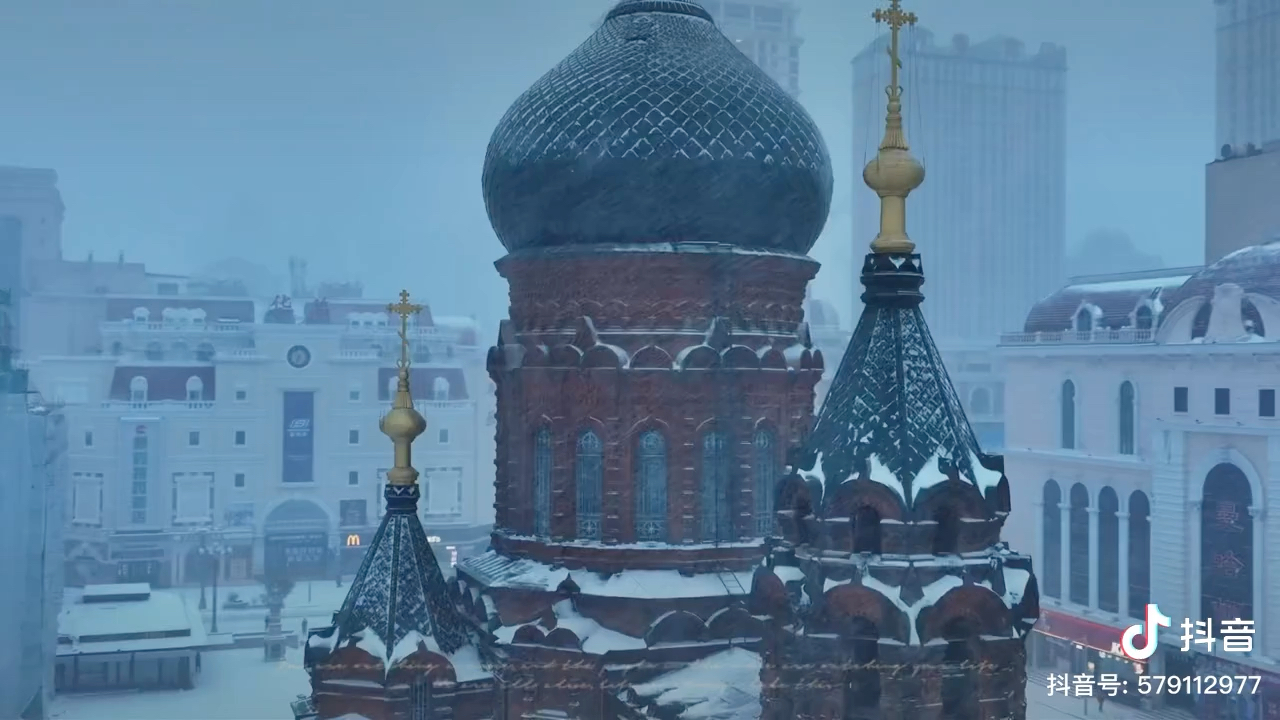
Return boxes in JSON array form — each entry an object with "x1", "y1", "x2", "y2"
[{"x1": 1026, "y1": 669, "x2": 1199, "y2": 720}]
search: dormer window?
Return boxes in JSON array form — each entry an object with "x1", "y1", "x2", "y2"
[
  {"x1": 186, "y1": 376, "x2": 204, "y2": 402},
  {"x1": 1074, "y1": 306, "x2": 1094, "y2": 332},
  {"x1": 130, "y1": 376, "x2": 148, "y2": 403},
  {"x1": 132, "y1": 307, "x2": 150, "y2": 322},
  {"x1": 1134, "y1": 305, "x2": 1154, "y2": 330},
  {"x1": 144, "y1": 342, "x2": 164, "y2": 361}
]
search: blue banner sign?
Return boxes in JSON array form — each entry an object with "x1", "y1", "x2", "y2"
[{"x1": 282, "y1": 391, "x2": 315, "y2": 483}]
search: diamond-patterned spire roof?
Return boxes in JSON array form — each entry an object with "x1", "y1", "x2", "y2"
[
  {"x1": 801, "y1": 252, "x2": 992, "y2": 505},
  {"x1": 331, "y1": 482, "x2": 469, "y2": 661}
]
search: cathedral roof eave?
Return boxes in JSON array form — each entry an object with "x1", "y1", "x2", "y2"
[{"x1": 458, "y1": 549, "x2": 754, "y2": 600}]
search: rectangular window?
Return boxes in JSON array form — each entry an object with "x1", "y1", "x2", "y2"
[
  {"x1": 83, "y1": 430, "x2": 94, "y2": 448},
  {"x1": 188, "y1": 431, "x2": 200, "y2": 447},
  {"x1": 438, "y1": 428, "x2": 450, "y2": 444},
  {"x1": 234, "y1": 430, "x2": 246, "y2": 446},
  {"x1": 348, "y1": 389, "x2": 361, "y2": 402},
  {"x1": 349, "y1": 429, "x2": 360, "y2": 445},
  {"x1": 234, "y1": 473, "x2": 246, "y2": 488},
  {"x1": 1174, "y1": 386, "x2": 1189, "y2": 413},
  {"x1": 1261, "y1": 389, "x2": 1276, "y2": 418},
  {"x1": 348, "y1": 471, "x2": 359, "y2": 486},
  {"x1": 235, "y1": 389, "x2": 247, "y2": 402},
  {"x1": 1215, "y1": 388, "x2": 1231, "y2": 416}
]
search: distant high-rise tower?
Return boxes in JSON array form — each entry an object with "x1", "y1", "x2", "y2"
[
  {"x1": 1215, "y1": 0, "x2": 1280, "y2": 151},
  {"x1": 702, "y1": 0, "x2": 802, "y2": 96},
  {"x1": 851, "y1": 29, "x2": 1067, "y2": 344}
]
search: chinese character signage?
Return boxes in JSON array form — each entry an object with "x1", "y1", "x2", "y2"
[
  {"x1": 265, "y1": 532, "x2": 328, "y2": 580},
  {"x1": 282, "y1": 391, "x2": 315, "y2": 484}
]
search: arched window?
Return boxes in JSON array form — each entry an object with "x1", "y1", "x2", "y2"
[
  {"x1": 1098, "y1": 487, "x2": 1120, "y2": 613},
  {"x1": 432, "y1": 376, "x2": 450, "y2": 402},
  {"x1": 532, "y1": 429, "x2": 552, "y2": 538},
  {"x1": 1069, "y1": 483, "x2": 1090, "y2": 605},
  {"x1": 171, "y1": 341, "x2": 189, "y2": 360},
  {"x1": 853, "y1": 505, "x2": 881, "y2": 554},
  {"x1": 1042, "y1": 481, "x2": 1062, "y2": 599},
  {"x1": 753, "y1": 429, "x2": 778, "y2": 536},
  {"x1": 940, "y1": 618, "x2": 978, "y2": 720},
  {"x1": 185, "y1": 376, "x2": 204, "y2": 402},
  {"x1": 575, "y1": 429, "x2": 603, "y2": 541},
  {"x1": 1118, "y1": 381, "x2": 1136, "y2": 455},
  {"x1": 414, "y1": 345, "x2": 432, "y2": 364},
  {"x1": 145, "y1": 341, "x2": 164, "y2": 361},
  {"x1": 969, "y1": 387, "x2": 992, "y2": 416},
  {"x1": 844, "y1": 618, "x2": 880, "y2": 710},
  {"x1": 634, "y1": 430, "x2": 667, "y2": 542},
  {"x1": 1060, "y1": 380, "x2": 1076, "y2": 449},
  {"x1": 932, "y1": 506, "x2": 960, "y2": 554},
  {"x1": 1128, "y1": 491, "x2": 1151, "y2": 618},
  {"x1": 1134, "y1": 305, "x2": 1154, "y2": 330},
  {"x1": 129, "y1": 376, "x2": 148, "y2": 403},
  {"x1": 1075, "y1": 306, "x2": 1094, "y2": 332},
  {"x1": 195, "y1": 343, "x2": 215, "y2": 362},
  {"x1": 410, "y1": 677, "x2": 432, "y2": 720},
  {"x1": 1201, "y1": 464, "x2": 1253, "y2": 623},
  {"x1": 699, "y1": 432, "x2": 733, "y2": 543},
  {"x1": 110, "y1": 341, "x2": 123, "y2": 356}
]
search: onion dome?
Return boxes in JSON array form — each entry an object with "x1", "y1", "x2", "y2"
[{"x1": 482, "y1": 0, "x2": 833, "y2": 254}]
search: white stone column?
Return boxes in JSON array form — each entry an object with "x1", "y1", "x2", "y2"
[
  {"x1": 1059, "y1": 504, "x2": 1071, "y2": 602},
  {"x1": 1117, "y1": 511, "x2": 1131, "y2": 618},
  {"x1": 1033, "y1": 500, "x2": 1045, "y2": 580},
  {"x1": 1088, "y1": 506, "x2": 1100, "y2": 608},
  {"x1": 1249, "y1": 505, "x2": 1265, "y2": 657},
  {"x1": 1151, "y1": 429, "x2": 1189, "y2": 625},
  {"x1": 1266, "y1": 435, "x2": 1280, "y2": 658},
  {"x1": 1190, "y1": 500, "x2": 1203, "y2": 620}
]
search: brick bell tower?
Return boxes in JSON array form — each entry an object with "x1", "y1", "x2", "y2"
[
  {"x1": 751, "y1": 2, "x2": 1040, "y2": 719},
  {"x1": 455, "y1": 0, "x2": 834, "y2": 717}
]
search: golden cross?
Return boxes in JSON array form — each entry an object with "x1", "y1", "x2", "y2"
[
  {"x1": 872, "y1": 0, "x2": 917, "y2": 97},
  {"x1": 386, "y1": 289, "x2": 423, "y2": 369}
]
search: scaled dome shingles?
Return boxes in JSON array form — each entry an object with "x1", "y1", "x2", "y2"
[{"x1": 482, "y1": 0, "x2": 833, "y2": 254}]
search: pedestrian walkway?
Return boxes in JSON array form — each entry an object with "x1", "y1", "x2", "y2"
[{"x1": 1026, "y1": 668, "x2": 1198, "y2": 720}]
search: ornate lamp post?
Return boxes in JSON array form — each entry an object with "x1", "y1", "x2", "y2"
[
  {"x1": 197, "y1": 530, "x2": 232, "y2": 633},
  {"x1": 197, "y1": 529, "x2": 209, "y2": 610}
]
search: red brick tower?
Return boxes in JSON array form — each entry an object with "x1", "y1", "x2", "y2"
[
  {"x1": 456, "y1": 0, "x2": 833, "y2": 717},
  {"x1": 750, "y1": 3, "x2": 1039, "y2": 719}
]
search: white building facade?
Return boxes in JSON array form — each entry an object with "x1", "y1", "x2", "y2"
[
  {"x1": 1000, "y1": 244, "x2": 1280, "y2": 717},
  {"x1": 704, "y1": 0, "x2": 801, "y2": 97},
  {"x1": 27, "y1": 295, "x2": 494, "y2": 591},
  {"x1": 1216, "y1": 0, "x2": 1280, "y2": 151}
]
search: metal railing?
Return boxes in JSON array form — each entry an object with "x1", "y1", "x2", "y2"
[
  {"x1": 101, "y1": 320, "x2": 250, "y2": 334},
  {"x1": 101, "y1": 400, "x2": 216, "y2": 410},
  {"x1": 999, "y1": 328, "x2": 1155, "y2": 346}
]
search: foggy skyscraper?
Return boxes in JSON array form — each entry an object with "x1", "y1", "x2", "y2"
[
  {"x1": 1215, "y1": 0, "x2": 1280, "y2": 151},
  {"x1": 852, "y1": 29, "x2": 1067, "y2": 344},
  {"x1": 703, "y1": 0, "x2": 801, "y2": 96}
]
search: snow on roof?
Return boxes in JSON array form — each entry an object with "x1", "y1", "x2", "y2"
[
  {"x1": 771, "y1": 565, "x2": 805, "y2": 584},
  {"x1": 461, "y1": 550, "x2": 754, "y2": 599},
  {"x1": 631, "y1": 647, "x2": 762, "y2": 720},
  {"x1": 58, "y1": 587, "x2": 210, "y2": 655},
  {"x1": 494, "y1": 599, "x2": 647, "y2": 654},
  {"x1": 82, "y1": 582, "x2": 151, "y2": 599},
  {"x1": 1067, "y1": 274, "x2": 1191, "y2": 293},
  {"x1": 855, "y1": 573, "x2": 963, "y2": 645}
]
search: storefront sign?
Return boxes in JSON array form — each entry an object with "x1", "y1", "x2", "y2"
[
  {"x1": 282, "y1": 391, "x2": 315, "y2": 484},
  {"x1": 1037, "y1": 609, "x2": 1130, "y2": 656},
  {"x1": 265, "y1": 532, "x2": 328, "y2": 579},
  {"x1": 346, "y1": 534, "x2": 361, "y2": 547}
]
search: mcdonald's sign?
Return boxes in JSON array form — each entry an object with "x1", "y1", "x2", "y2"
[{"x1": 345, "y1": 534, "x2": 361, "y2": 547}]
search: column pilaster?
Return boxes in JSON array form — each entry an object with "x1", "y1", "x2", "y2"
[
  {"x1": 1117, "y1": 511, "x2": 1131, "y2": 618},
  {"x1": 1088, "y1": 506, "x2": 1100, "y2": 609},
  {"x1": 1059, "y1": 504, "x2": 1070, "y2": 601}
]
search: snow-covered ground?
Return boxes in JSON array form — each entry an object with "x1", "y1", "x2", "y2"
[{"x1": 51, "y1": 646, "x2": 311, "y2": 720}]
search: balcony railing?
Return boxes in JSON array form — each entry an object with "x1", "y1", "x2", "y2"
[
  {"x1": 102, "y1": 400, "x2": 216, "y2": 410},
  {"x1": 999, "y1": 328, "x2": 1155, "y2": 346},
  {"x1": 101, "y1": 320, "x2": 250, "y2": 334}
]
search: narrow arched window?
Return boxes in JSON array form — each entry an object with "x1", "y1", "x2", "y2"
[
  {"x1": 130, "y1": 376, "x2": 148, "y2": 403},
  {"x1": 1042, "y1": 481, "x2": 1062, "y2": 599},
  {"x1": 969, "y1": 387, "x2": 992, "y2": 416},
  {"x1": 1069, "y1": 483, "x2": 1090, "y2": 605},
  {"x1": 532, "y1": 429, "x2": 552, "y2": 538},
  {"x1": 410, "y1": 677, "x2": 432, "y2": 720},
  {"x1": 853, "y1": 505, "x2": 881, "y2": 554},
  {"x1": 185, "y1": 376, "x2": 204, "y2": 402},
  {"x1": 1128, "y1": 491, "x2": 1151, "y2": 618},
  {"x1": 940, "y1": 619, "x2": 978, "y2": 719},
  {"x1": 1075, "y1": 306, "x2": 1094, "y2": 332},
  {"x1": 1135, "y1": 305, "x2": 1154, "y2": 330},
  {"x1": 575, "y1": 429, "x2": 604, "y2": 541},
  {"x1": 1098, "y1": 487, "x2": 1120, "y2": 613},
  {"x1": 145, "y1": 341, "x2": 164, "y2": 361},
  {"x1": 844, "y1": 619, "x2": 880, "y2": 710},
  {"x1": 432, "y1": 376, "x2": 450, "y2": 401},
  {"x1": 1119, "y1": 381, "x2": 1136, "y2": 455},
  {"x1": 700, "y1": 432, "x2": 733, "y2": 543},
  {"x1": 1200, "y1": 464, "x2": 1253, "y2": 624},
  {"x1": 753, "y1": 429, "x2": 778, "y2": 537},
  {"x1": 932, "y1": 506, "x2": 960, "y2": 554},
  {"x1": 1061, "y1": 380, "x2": 1076, "y2": 449},
  {"x1": 195, "y1": 343, "x2": 215, "y2": 361},
  {"x1": 634, "y1": 430, "x2": 667, "y2": 542}
]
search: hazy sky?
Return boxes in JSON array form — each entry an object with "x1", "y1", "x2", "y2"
[{"x1": 0, "y1": 0, "x2": 1214, "y2": 327}]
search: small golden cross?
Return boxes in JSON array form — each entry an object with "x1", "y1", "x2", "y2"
[
  {"x1": 873, "y1": 0, "x2": 917, "y2": 95},
  {"x1": 386, "y1": 289, "x2": 423, "y2": 369}
]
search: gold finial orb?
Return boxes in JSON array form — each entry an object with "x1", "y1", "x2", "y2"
[
  {"x1": 382, "y1": 290, "x2": 428, "y2": 486},
  {"x1": 866, "y1": 0, "x2": 924, "y2": 255},
  {"x1": 863, "y1": 146, "x2": 925, "y2": 197}
]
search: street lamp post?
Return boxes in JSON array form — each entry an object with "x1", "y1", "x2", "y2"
[
  {"x1": 197, "y1": 530, "x2": 208, "y2": 610},
  {"x1": 197, "y1": 531, "x2": 232, "y2": 634}
]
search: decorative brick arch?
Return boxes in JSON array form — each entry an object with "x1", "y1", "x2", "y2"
[
  {"x1": 646, "y1": 610, "x2": 709, "y2": 646},
  {"x1": 917, "y1": 585, "x2": 1013, "y2": 644},
  {"x1": 821, "y1": 583, "x2": 911, "y2": 644},
  {"x1": 912, "y1": 477, "x2": 989, "y2": 521},
  {"x1": 631, "y1": 344, "x2": 673, "y2": 369},
  {"x1": 623, "y1": 417, "x2": 673, "y2": 543},
  {"x1": 387, "y1": 647, "x2": 461, "y2": 686},
  {"x1": 750, "y1": 567, "x2": 791, "y2": 617},
  {"x1": 567, "y1": 416, "x2": 608, "y2": 541},
  {"x1": 824, "y1": 478, "x2": 906, "y2": 522}
]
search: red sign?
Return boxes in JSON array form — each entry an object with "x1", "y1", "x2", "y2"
[{"x1": 1036, "y1": 609, "x2": 1129, "y2": 656}]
